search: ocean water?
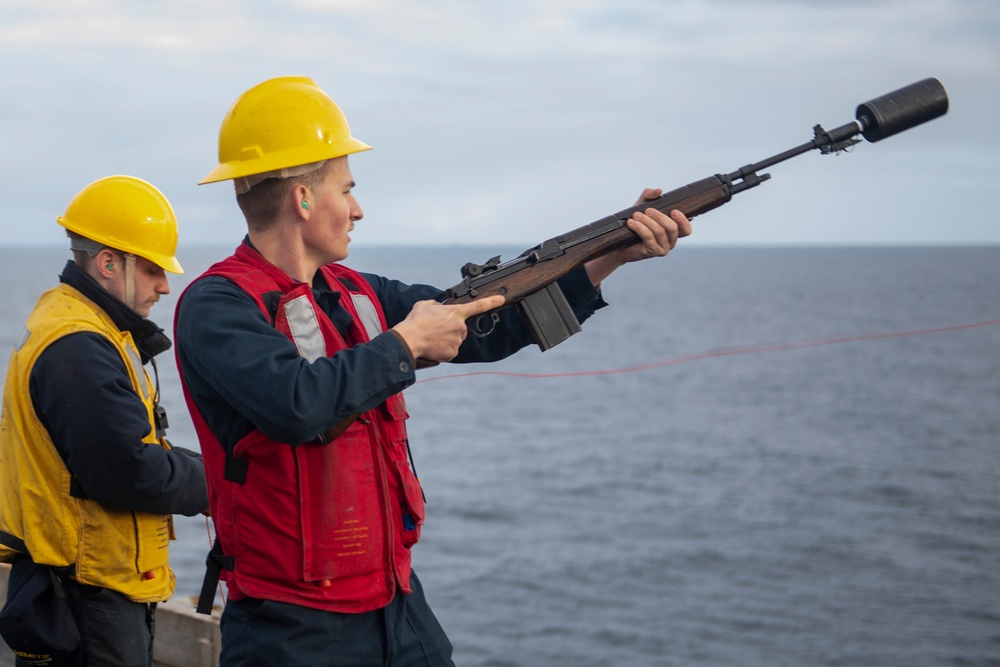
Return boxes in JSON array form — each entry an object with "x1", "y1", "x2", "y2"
[{"x1": 2, "y1": 245, "x2": 999, "y2": 666}]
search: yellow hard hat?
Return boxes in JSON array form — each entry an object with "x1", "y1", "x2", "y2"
[
  {"x1": 57, "y1": 175, "x2": 184, "y2": 274},
  {"x1": 200, "y1": 76, "x2": 372, "y2": 186}
]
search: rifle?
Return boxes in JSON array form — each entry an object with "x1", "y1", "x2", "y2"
[{"x1": 427, "y1": 77, "x2": 949, "y2": 358}]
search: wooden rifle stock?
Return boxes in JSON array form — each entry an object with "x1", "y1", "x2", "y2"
[
  {"x1": 444, "y1": 176, "x2": 732, "y2": 308},
  {"x1": 412, "y1": 176, "x2": 734, "y2": 369}
]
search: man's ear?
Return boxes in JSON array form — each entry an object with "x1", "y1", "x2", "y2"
[
  {"x1": 293, "y1": 184, "x2": 310, "y2": 220},
  {"x1": 94, "y1": 248, "x2": 118, "y2": 279}
]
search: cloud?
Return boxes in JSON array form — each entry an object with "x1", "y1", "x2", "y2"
[{"x1": 0, "y1": 0, "x2": 997, "y2": 247}]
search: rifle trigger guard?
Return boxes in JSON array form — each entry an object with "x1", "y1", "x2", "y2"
[{"x1": 470, "y1": 312, "x2": 500, "y2": 338}]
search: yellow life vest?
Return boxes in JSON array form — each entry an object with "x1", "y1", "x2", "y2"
[{"x1": 0, "y1": 284, "x2": 176, "y2": 602}]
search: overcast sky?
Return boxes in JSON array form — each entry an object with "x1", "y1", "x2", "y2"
[{"x1": 1, "y1": 0, "x2": 997, "y2": 249}]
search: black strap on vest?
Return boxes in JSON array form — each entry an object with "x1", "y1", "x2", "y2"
[
  {"x1": 338, "y1": 275, "x2": 360, "y2": 292},
  {"x1": 196, "y1": 537, "x2": 235, "y2": 615},
  {"x1": 224, "y1": 454, "x2": 249, "y2": 484},
  {"x1": 261, "y1": 290, "x2": 282, "y2": 325},
  {"x1": 0, "y1": 530, "x2": 76, "y2": 580},
  {"x1": 0, "y1": 529, "x2": 27, "y2": 554}
]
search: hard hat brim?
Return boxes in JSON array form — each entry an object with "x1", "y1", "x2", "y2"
[{"x1": 198, "y1": 138, "x2": 372, "y2": 186}]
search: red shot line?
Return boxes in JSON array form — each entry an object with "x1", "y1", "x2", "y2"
[{"x1": 414, "y1": 317, "x2": 1000, "y2": 384}]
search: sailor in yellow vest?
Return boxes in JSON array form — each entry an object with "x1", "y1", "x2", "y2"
[{"x1": 0, "y1": 176, "x2": 209, "y2": 666}]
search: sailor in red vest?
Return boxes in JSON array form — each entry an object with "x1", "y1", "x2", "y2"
[{"x1": 174, "y1": 76, "x2": 690, "y2": 667}]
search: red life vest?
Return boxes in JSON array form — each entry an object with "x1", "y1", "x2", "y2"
[{"x1": 176, "y1": 244, "x2": 425, "y2": 613}]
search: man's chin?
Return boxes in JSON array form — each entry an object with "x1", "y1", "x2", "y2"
[{"x1": 329, "y1": 245, "x2": 349, "y2": 264}]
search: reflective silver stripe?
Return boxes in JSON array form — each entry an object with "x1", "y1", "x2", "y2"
[
  {"x1": 125, "y1": 345, "x2": 150, "y2": 400},
  {"x1": 14, "y1": 327, "x2": 30, "y2": 351},
  {"x1": 350, "y1": 294, "x2": 384, "y2": 341},
  {"x1": 284, "y1": 294, "x2": 326, "y2": 363}
]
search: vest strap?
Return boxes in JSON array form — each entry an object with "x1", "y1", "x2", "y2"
[
  {"x1": 0, "y1": 529, "x2": 26, "y2": 554},
  {"x1": 196, "y1": 537, "x2": 235, "y2": 615},
  {"x1": 224, "y1": 454, "x2": 249, "y2": 484}
]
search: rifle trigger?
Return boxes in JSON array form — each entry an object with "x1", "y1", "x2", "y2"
[{"x1": 470, "y1": 312, "x2": 500, "y2": 338}]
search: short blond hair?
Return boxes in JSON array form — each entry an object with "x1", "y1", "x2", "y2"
[{"x1": 236, "y1": 161, "x2": 332, "y2": 232}]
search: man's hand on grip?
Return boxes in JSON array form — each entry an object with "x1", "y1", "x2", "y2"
[{"x1": 392, "y1": 295, "x2": 506, "y2": 363}]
